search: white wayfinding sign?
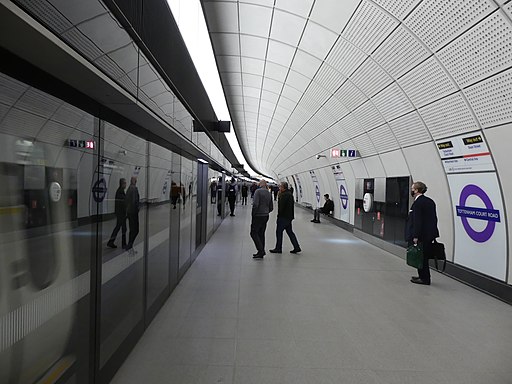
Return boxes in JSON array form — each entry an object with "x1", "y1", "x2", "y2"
[
  {"x1": 437, "y1": 131, "x2": 494, "y2": 173},
  {"x1": 448, "y1": 173, "x2": 507, "y2": 281},
  {"x1": 332, "y1": 165, "x2": 349, "y2": 223}
]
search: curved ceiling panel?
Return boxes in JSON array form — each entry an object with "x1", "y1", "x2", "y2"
[{"x1": 202, "y1": 0, "x2": 512, "y2": 178}]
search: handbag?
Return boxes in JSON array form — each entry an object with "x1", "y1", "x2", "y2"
[
  {"x1": 406, "y1": 244, "x2": 424, "y2": 269},
  {"x1": 428, "y1": 240, "x2": 446, "y2": 272}
]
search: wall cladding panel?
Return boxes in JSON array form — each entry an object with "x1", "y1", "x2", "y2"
[
  {"x1": 465, "y1": 67, "x2": 512, "y2": 128},
  {"x1": 419, "y1": 93, "x2": 479, "y2": 139},
  {"x1": 371, "y1": 83, "x2": 413, "y2": 121},
  {"x1": 405, "y1": 0, "x2": 496, "y2": 52},
  {"x1": 388, "y1": 111, "x2": 431, "y2": 147},
  {"x1": 350, "y1": 58, "x2": 393, "y2": 98},
  {"x1": 372, "y1": 0, "x2": 421, "y2": 20},
  {"x1": 368, "y1": 124, "x2": 399, "y2": 153},
  {"x1": 437, "y1": 10, "x2": 512, "y2": 88}
]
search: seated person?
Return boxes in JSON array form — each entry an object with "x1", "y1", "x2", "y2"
[{"x1": 311, "y1": 194, "x2": 334, "y2": 223}]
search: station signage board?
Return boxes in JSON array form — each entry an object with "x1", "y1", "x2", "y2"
[{"x1": 436, "y1": 132, "x2": 494, "y2": 173}]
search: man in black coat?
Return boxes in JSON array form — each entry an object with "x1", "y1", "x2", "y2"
[
  {"x1": 227, "y1": 178, "x2": 237, "y2": 216},
  {"x1": 405, "y1": 181, "x2": 439, "y2": 285},
  {"x1": 311, "y1": 194, "x2": 334, "y2": 223},
  {"x1": 107, "y1": 178, "x2": 127, "y2": 249},
  {"x1": 125, "y1": 176, "x2": 140, "y2": 252},
  {"x1": 269, "y1": 182, "x2": 301, "y2": 254}
]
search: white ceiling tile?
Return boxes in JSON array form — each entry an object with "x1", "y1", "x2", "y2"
[
  {"x1": 299, "y1": 21, "x2": 339, "y2": 60},
  {"x1": 264, "y1": 62, "x2": 289, "y2": 83},
  {"x1": 291, "y1": 50, "x2": 322, "y2": 79},
  {"x1": 263, "y1": 77, "x2": 284, "y2": 94},
  {"x1": 203, "y1": 2, "x2": 239, "y2": 33},
  {"x1": 241, "y1": 57, "x2": 265, "y2": 75},
  {"x1": 240, "y1": 0, "x2": 274, "y2": 6},
  {"x1": 310, "y1": 0, "x2": 360, "y2": 33},
  {"x1": 243, "y1": 86, "x2": 261, "y2": 99},
  {"x1": 211, "y1": 33, "x2": 240, "y2": 56},
  {"x1": 239, "y1": 3, "x2": 273, "y2": 37},
  {"x1": 261, "y1": 90, "x2": 280, "y2": 104},
  {"x1": 224, "y1": 85, "x2": 243, "y2": 96},
  {"x1": 267, "y1": 40, "x2": 296, "y2": 67},
  {"x1": 278, "y1": 97, "x2": 296, "y2": 112},
  {"x1": 281, "y1": 85, "x2": 303, "y2": 103},
  {"x1": 240, "y1": 35, "x2": 268, "y2": 59},
  {"x1": 275, "y1": 0, "x2": 314, "y2": 17},
  {"x1": 217, "y1": 55, "x2": 241, "y2": 73},
  {"x1": 271, "y1": 10, "x2": 308, "y2": 47},
  {"x1": 243, "y1": 73, "x2": 263, "y2": 88},
  {"x1": 286, "y1": 70, "x2": 311, "y2": 93},
  {"x1": 221, "y1": 72, "x2": 242, "y2": 86}
]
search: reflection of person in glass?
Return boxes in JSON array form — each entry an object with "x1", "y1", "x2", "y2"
[
  {"x1": 171, "y1": 181, "x2": 180, "y2": 209},
  {"x1": 107, "y1": 178, "x2": 127, "y2": 249},
  {"x1": 216, "y1": 177, "x2": 223, "y2": 216},
  {"x1": 125, "y1": 176, "x2": 140, "y2": 252}
]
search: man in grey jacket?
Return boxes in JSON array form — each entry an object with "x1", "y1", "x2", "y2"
[{"x1": 250, "y1": 179, "x2": 273, "y2": 258}]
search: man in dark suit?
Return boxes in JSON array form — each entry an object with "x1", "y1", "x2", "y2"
[
  {"x1": 311, "y1": 194, "x2": 334, "y2": 223},
  {"x1": 405, "y1": 181, "x2": 439, "y2": 285},
  {"x1": 269, "y1": 182, "x2": 301, "y2": 254},
  {"x1": 107, "y1": 178, "x2": 127, "y2": 249}
]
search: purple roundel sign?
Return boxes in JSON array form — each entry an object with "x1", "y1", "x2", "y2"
[
  {"x1": 339, "y1": 184, "x2": 348, "y2": 209},
  {"x1": 456, "y1": 184, "x2": 500, "y2": 243},
  {"x1": 315, "y1": 185, "x2": 320, "y2": 203}
]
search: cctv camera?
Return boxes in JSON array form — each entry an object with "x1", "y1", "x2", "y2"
[{"x1": 316, "y1": 154, "x2": 320, "y2": 159}]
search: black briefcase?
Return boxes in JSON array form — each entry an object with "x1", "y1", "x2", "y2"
[{"x1": 428, "y1": 240, "x2": 446, "y2": 272}]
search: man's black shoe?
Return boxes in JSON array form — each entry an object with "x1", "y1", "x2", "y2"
[
  {"x1": 230, "y1": 213, "x2": 235, "y2": 216},
  {"x1": 410, "y1": 277, "x2": 430, "y2": 285},
  {"x1": 290, "y1": 248, "x2": 301, "y2": 254},
  {"x1": 253, "y1": 252, "x2": 265, "y2": 259},
  {"x1": 310, "y1": 219, "x2": 316, "y2": 222},
  {"x1": 269, "y1": 249, "x2": 282, "y2": 254},
  {"x1": 107, "y1": 242, "x2": 117, "y2": 249}
]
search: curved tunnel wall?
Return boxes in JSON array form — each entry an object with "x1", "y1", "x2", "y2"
[{"x1": 203, "y1": 0, "x2": 512, "y2": 287}]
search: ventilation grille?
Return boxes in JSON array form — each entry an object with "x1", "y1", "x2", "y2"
[
  {"x1": 314, "y1": 63, "x2": 346, "y2": 94},
  {"x1": 465, "y1": 67, "x2": 512, "y2": 128},
  {"x1": 372, "y1": 83, "x2": 413, "y2": 121},
  {"x1": 328, "y1": 122, "x2": 349, "y2": 143},
  {"x1": 333, "y1": 81, "x2": 367, "y2": 111},
  {"x1": 62, "y1": 28, "x2": 103, "y2": 61},
  {"x1": 339, "y1": 114, "x2": 364, "y2": 137},
  {"x1": 321, "y1": 97, "x2": 350, "y2": 121},
  {"x1": 342, "y1": 1, "x2": 398, "y2": 55},
  {"x1": 368, "y1": 124, "x2": 399, "y2": 153},
  {"x1": 352, "y1": 100, "x2": 385, "y2": 131},
  {"x1": 389, "y1": 111, "x2": 431, "y2": 147},
  {"x1": 36, "y1": 120, "x2": 74, "y2": 145},
  {"x1": 398, "y1": 57, "x2": 457, "y2": 107},
  {"x1": 419, "y1": 93, "x2": 478, "y2": 139},
  {"x1": 372, "y1": 26, "x2": 429, "y2": 79},
  {"x1": 405, "y1": 0, "x2": 496, "y2": 51},
  {"x1": 372, "y1": 0, "x2": 421, "y2": 20},
  {"x1": 352, "y1": 133, "x2": 378, "y2": 157},
  {"x1": 350, "y1": 58, "x2": 393, "y2": 98},
  {"x1": 325, "y1": 39, "x2": 367, "y2": 77},
  {"x1": 0, "y1": 74, "x2": 29, "y2": 107},
  {"x1": 16, "y1": 89, "x2": 61, "y2": 118},
  {"x1": 15, "y1": 0, "x2": 72, "y2": 33},
  {"x1": 437, "y1": 11, "x2": 512, "y2": 87},
  {"x1": 315, "y1": 106, "x2": 337, "y2": 127},
  {"x1": 0, "y1": 108, "x2": 47, "y2": 138}
]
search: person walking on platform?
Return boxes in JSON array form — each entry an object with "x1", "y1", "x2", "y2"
[
  {"x1": 270, "y1": 182, "x2": 301, "y2": 254},
  {"x1": 227, "y1": 178, "x2": 237, "y2": 216},
  {"x1": 241, "y1": 183, "x2": 248, "y2": 205},
  {"x1": 125, "y1": 176, "x2": 140, "y2": 253},
  {"x1": 107, "y1": 178, "x2": 127, "y2": 249},
  {"x1": 311, "y1": 194, "x2": 334, "y2": 223},
  {"x1": 405, "y1": 181, "x2": 439, "y2": 285},
  {"x1": 250, "y1": 179, "x2": 273, "y2": 259}
]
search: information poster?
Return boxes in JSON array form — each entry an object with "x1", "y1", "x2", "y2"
[
  {"x1": 309, "y1": 170, "x2": 321, "y2": 207},
  {"x1": 447, "y1": 172, "x2": 507, "y2": 281},
  {"x1": 332, "y1": 164, "x2": 349, "y2": 222},
  {"x1": 437, "y1": 132, "x2": 494, "y2": 173},
  {"x1": 294, "y1": 174, "x2": 303, "y2": 200}
]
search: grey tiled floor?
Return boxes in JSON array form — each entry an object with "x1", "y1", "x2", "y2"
[{"x1": 111, "y1": 205, "x2": 512, "y2": 384}]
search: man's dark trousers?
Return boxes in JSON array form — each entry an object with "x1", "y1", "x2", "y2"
[
  {"x1": 419, "y1": 241, "x2": 432, "y2": 282},
  {"x1": 109, "y1": 215, "x2": 127, "y2": 248},
  {"x1": 250, "y1": 215, "x2": 269, "y2": 253},
  {"x1": 275, "y1": 217, "x2": 299, "y2": 251},
  {"x1": 127, "y1": 214, "x2": 139, "y2": 249},
  {"x1": 228, "y1": 197, "x2": 236, "y2": 215}
]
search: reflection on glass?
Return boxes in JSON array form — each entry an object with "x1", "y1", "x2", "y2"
[
  {"x1": 179, "y1": 157, "x2": 192, "y2": 270},
  {"x1": 100, "y1": 123, "x2": 146, "y2": 369},
  {"x1": 0, "y1": 73, "x2": 93, "y2": 383}
]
